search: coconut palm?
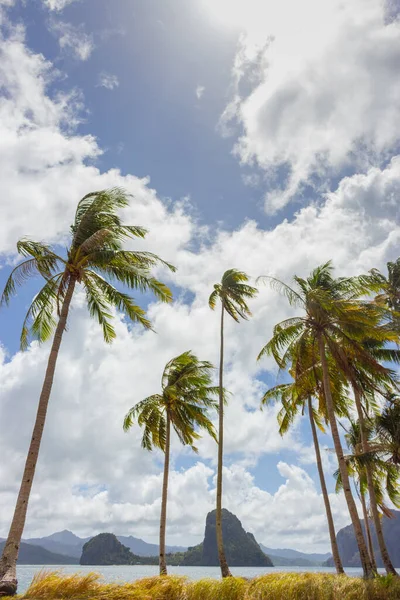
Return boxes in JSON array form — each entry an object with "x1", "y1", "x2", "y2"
[
  {"x1": 375, "y1": 396, "x2": 400, "y2": 467},
  {"x1": 260, "y1": 341, "x2": 345, "y2": 574},
  {"x1": 336, "y1": 419, "x2": 400, "y2": 570},
  {"x1": 123, "y1": 351, "x2": 218, "y2": 575},
  {"x1": 0, "y1": 188, "x2": 175, "y2": 596},
  {"x1": 208, "y1": 269, "x2": 258, "y2": 578},
  {"x1": 371, "y1": 258, "x2": 400, "y2": 314},
  {"x1": 258, "y1": 262, "x2": 382, "y2": 578},
  {"x1": 329, "y1": 332, "x2": 400, "y2": 576},
  {"x1": 337, "y1": 420, "x2": 378, "y2": 570}
]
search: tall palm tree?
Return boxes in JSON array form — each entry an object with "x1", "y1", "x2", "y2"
[
  {"x1": 0, "y1": 188, "x2": 174, "y2": 596},
  {"x1": 123, "y1": 351, "x2": 218, "y2": 575},
  {"x1": 208, "y1": 269, "x2": 258, "y2": 578},
  {"x1": 337, "y1": 420, "x2": 378, "y2": 571},
  {"x1": 329, "y1": 334, "x2": 400, "y2": 576},
  {"x1": 258, "y1": 262, "x2": 381, "y2": 578},
  {"x1": 260, "y1": 342, "x2": 345, "y2": 575},
  {"x1": 336, "y1": 419, "x2": 400, "y2": 570}
]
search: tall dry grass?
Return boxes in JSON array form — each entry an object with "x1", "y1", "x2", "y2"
[{"x1": 15, "y1": 570, "x2": 400, "y2": 600}]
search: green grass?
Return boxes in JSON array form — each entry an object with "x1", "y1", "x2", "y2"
[{"x1": 11, "y1": 570, "x2": 400, "y2": 600}]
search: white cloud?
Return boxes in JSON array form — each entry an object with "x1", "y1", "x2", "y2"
[
  {"x1": 218, "y1": 0, "x2": 400, "y2": 212},
  {"x1": 50, "y1": 20, "x2": 94, "y2": 61},
  {"x1": 43, "y1": 0, "x2": 79, "y2": 11},
  {"x1": 1, "y1": 5, "x2": 400, "y2": 554},
  {"x1": 195, "y1": 85, "x2": 205, "y2": 100},
  {"x1": 97, "y1": 72, "x2": 119, "y2": 90}
]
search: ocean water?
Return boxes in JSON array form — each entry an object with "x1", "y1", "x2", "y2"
[{"x1": 16, "y1": 564, "x2": 379, "y2": 594}]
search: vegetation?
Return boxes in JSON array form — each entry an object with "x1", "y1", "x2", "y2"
[
  {"x1": 0, "y1": 188, "x2": 174, "y2": 596},
  {"x1": 14, "y1": 571, "x2": 400, "y2": 600},
  {"x1": 260, "y1": 344, "x2": 345, "y2": 575},
  {"x1": 209, "y1": 270, "x2": 258, "y2": 578},
  {"x1": 123, "y1": 351, "x2": 218, "y2": 576},
  {"x1": 80, "y1": 534, "x2": 143, "y2": 566},
  {"x1": 2, "y1": 184, "x2": 400, "y2": 595},
  {"x1": 258, "y1": 261, "x2": 400, "y2": 579}
]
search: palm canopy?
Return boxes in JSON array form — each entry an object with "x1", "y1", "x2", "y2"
[
  {"x1": 375, "y1": 397, "x2": 400, "y2": 466},
  {"x1": 123, "y1": 351, "x2": 218, "y2": 452},
  {"x1": 208, "y1": 269, "x2": 258, "y2": 321},
  {"x1": 261, "y1": 334, "x2": 352, "y2": 436},
  {"x1": 1, "y1": 188, "x2": 175, "y2": 348},
  {"x1": 336, "y1": 420, "x2": 400, "y2": 514},
  {"x1": 258, "y1": 262, "x2": 400, "y2": 380},
  {"x1": 371, "y1": 258, "x2": 400, "y2": 313}
]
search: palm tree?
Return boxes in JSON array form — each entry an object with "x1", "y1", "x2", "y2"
[
  {"x1": 375, "y1": 396, "x2": 400, "y2": 467},
  {"x1": 371, "y1": 258, "x2": 400, "y2": 314},
  {"x1": 258, "y1": 262, "x2": 379, "y2": 578},
  {"x1": 208, "y1": 269, "x2": 258, "y2": 578},
  {"x1": 260, "y1": 342, "x2": 345, "y2": 574},
  {"x1": 123, "y1": 351, "x2": 218, "y2": 575},
  {"x1": 337, "y1": 420, "x2": 378, "y2": 571},
  {"x1": 337, "y1": 419, "x2": 400, "y2": 571},
  {"x1": 330, "y1": 334, "x2": 400, "y2": 576},
  {"x1": 0, "y1": 188, "x2": 174, "y2": 596}
]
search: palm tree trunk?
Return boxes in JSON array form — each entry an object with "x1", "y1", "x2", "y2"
[
  {"x1": 353, "y1": 388, "x2": 397, "y2": 576},
  {"x1": 0, "y1": 277, "x2": 76, "y2": 597},
  {"x1": 317, "y1": 334, "x2": 374, "y2": 579},
  {"x1": 359, "y1": 488, "x2": 377, "y2": 571},
  {"x1": 307, "y1": 397, "x2": 344, "y2": 574},
  {"x1": 216, "y1": 305, "x2": 231, "y2": 578},
  {"x1": 159, "y1": 412, "x2": 170, "y2": 576}
]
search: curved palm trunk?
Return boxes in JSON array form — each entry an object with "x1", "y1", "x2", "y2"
[
  {"x1": 353, "y1": 388, "x2": 397, "y2": 576},
  {"x1": 159, "y1": 412, "x2": 171, "y2": 576},
  {"x1": 317, "y1": 335, "x2": 374, "y2": 579},
  {"x1": 0, "y1": 277, "x2": 76, "y2": 596},
  {"x1": 307, "y1": 397, "x2": 344, "y2": 575},
  {"x1": 216, "y1": 305, "x2": 231, "y2": 578},
  {"x1": 359, "y1": 488, "x2": 377, "y2": 571}
]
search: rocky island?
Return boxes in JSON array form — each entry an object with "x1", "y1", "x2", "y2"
[{"x1": 80, "y1": 533, "x2": 153, "y2": 565}]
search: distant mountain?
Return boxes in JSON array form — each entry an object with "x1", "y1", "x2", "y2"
[
  {"x1": 325, "y1": 510, "x2": 400, "y2": 567},
  {"x1": 23, "y1": 530, "x2": 88, "y2": 558},
  {"x1": 174, "y1": 509, "x2": 273, "y2": 567},
  {"x1": 264, "y1": 553, "x2": 321, "y2": 567},
  {"x1": 260, "y1": 545, "x2": 331, "y2": 566},
  {"x1": 0, "y1": 541, "x2": 77, "y2": 565},
  {"x1": 22, "y1": 530, "x2": 186, "y2": 559},
  {"x1": 117, "y1": 535, "x2": 186, "y2": 556}
]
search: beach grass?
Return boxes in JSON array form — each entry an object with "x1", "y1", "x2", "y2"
[{"x1": 12, "y1": 570, "x2": 400, "y2": 600}]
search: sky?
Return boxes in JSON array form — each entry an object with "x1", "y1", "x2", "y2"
[{"x1": 0, "y1": 0, "x2": 400, "y2": 554}]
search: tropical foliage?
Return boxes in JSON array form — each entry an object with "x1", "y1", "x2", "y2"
[
  {"x1": 123, "y1": 351, "x2": 218, "y2": 575},
  {"x1": 2, "y1": 184, "x2": 400, "y2": 594},
  {"x1": 0, "y1": 188, "x2": 174, "y2": 596},
  {"x1": 259, "y1": 261, "x2": 400, "y2": 579},
  {"x1": 209, "y1": 269, "x2": 258, "y2": 578}
]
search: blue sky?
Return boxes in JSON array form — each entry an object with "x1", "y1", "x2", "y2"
[{"x1": 1, "y1": 0, "x2": 400, "y2": 552}]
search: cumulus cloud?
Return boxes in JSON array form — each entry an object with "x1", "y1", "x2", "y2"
[
  {"x1": 50, "y1": 20, "x2": 94, "y2": 60},
  {"x1": 97, "y1": 72, "x2": 119, "y2": 90},
  {"x1": 1, "y1": 3, "x2": 400, "y2": 553},
  {"x1": 219, "y1": 0, "x2": 400, "y2": 212}
]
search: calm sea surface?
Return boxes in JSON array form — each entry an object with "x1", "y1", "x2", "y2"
[{"x1": 16, "y1": 565, "x2": 382, "y2": 594}]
